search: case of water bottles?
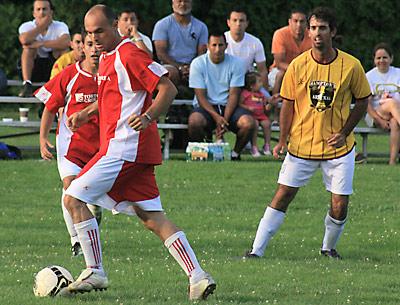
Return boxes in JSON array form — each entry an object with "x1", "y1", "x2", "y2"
[{"x1": 185, "y1": 142, "x2": 231, "y2": 161}]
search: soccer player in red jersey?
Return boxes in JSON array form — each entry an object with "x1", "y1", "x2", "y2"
[
  {"x1": 63, "y1": 5, "x2": 216, "y2": 300},
  {"x1": 35, "y1": 30, "x2": 102, "y2": 257}
]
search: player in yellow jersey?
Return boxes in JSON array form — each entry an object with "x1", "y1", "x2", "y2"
[{"x1": 245, "y1": 7, "x2": 371, "y2": 259}]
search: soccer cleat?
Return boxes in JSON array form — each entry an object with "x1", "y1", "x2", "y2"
[
  {"x1": 355, "y1": 152, "x2": 367, "y2": 164},
  {"x1": 320, "y1": 249, "x2": 342, "y2": 260},
  {"x1": 189, "y1": 273, "x2": 216, "y2": 301},
  {"x1": 71, "y1": 242, "x2": 83, "y2": 257},
  {"x1": 68, "y1": 269, "x2": 108, "y2": 293},
  {"x1": 242, "y1": 250, "x2": 260, "y2": 259},
  {"x1": 18, "y1": 82, "x2": 33, "y2": 97}
]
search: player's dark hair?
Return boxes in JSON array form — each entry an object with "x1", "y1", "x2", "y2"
[
  {"x1": 308, "y1": 7, "x2": 337, "y2": 31},
  {"x1": 208, "y1": 31, "x2": 227, "y2": 44},
  {"x1": 227, "y1": 7, "x2": 248, "y2": 20},
  {"x1": 373, "y1": 42, "x2": 393, "y2": 58},
  {"x1": 244, "y1": 72, "x2": 260, "y2": 90}
]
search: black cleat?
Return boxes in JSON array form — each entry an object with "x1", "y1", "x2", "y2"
[
  {"x1": 320, "y1": 249, "x2": 342, "y2": 259},
  {"x1": 242, "y1": 250, "x2": 260, "y2": 259}
]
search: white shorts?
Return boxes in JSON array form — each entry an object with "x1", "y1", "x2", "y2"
[
  {"x1": 65, "y1": 154, "x2": 163, "y2": 216},
  {"x1": 57, "y1": 155, "x2": 82, "y2": 180},
  {"x1": 278, "y1": 148, "x2": 355, "y2": 195}
]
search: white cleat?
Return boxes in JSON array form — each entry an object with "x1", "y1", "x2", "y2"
[
  {"x1": 189, "y1": 272, "x2": 216, "y2": 301},
  {"x1": 68, "y1": 269, "x2": 108, "y2": 293}
]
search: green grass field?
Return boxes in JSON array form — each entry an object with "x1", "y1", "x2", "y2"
[{"x1": 0, "y1": 145, "x2": 399, "y2": 304}]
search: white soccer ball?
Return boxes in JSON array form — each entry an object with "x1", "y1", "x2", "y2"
[{"x1": 33, "y1": 265, "x2": 74, "y2": 297}]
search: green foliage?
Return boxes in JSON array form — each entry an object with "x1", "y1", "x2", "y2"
[{"x1": 2, "y1": 0, "x2": 400, "y2": 80}]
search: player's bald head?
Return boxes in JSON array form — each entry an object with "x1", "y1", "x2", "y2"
[{"x1": 85, "y1": 4, "x2": 116, "y2": 26}]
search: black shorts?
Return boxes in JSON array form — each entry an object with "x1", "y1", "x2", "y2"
[
  {"x1": 192, "y1": 105, "x2": 251, "y2": 133},
  {"x1": 32, "y1": 55, "x2": 55, "y2": 82}
]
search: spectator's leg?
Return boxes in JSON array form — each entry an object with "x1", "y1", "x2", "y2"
[
  {"x1": 233, "y1": 114, "x2": 256, "y2": 154},
  {"x1": 188, "y1": 112, "x2": 208, "y2": 142},
  {"x1": 251, "y1": 120, "x2": 259, "y2": 146},
  {"x1": 164, "y1": 65, "x2": 181, "y2": 86},
  {"x1": 20, "y1": 48, "x2": 37, "y2": 82},
  {"x1": 259, "y1": 118, "x2": 271, "y2": 146},
  {"x1": 389, "y1": 117, "x2": 400, "y2": 165},
  {"x1": 272, "y1": 70, "x2": 285, "y2": 123}
]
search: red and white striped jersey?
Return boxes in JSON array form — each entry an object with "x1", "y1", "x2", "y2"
[
  {"x1": 96, "y1": 38, "x2": 167, "y2": 163},
  {"x1": 35, "y1": 62, "x2": 100, "y2": 168}
]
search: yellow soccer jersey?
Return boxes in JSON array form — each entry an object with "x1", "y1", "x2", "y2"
[
  {"x1": 280, "y1": 49, "x2": 371, "y2": 160},
  {"x1": 50, "y1": 51, "x2": 76, "y2": 79}
]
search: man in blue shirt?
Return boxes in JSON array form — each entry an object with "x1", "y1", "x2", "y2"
[
  {"x1": 152, "y1": 0, "x2": 208, "y2": 86},
  {"x1": 188, "y1": 32, "x2": 256, "y2": 160}
]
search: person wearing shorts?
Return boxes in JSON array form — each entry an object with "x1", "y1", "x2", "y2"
[
  {"x1": 63, "y1": 5, "x2": 216, "y2": 301},
  {"x1": 188, "y1": 31, "x2": 255, "y2": 160},
  {"x1": 245, "y1": 7, "x2": 371, "y2": 259},
  {"x1": 35, "y1": 30, "x2": 102, "y2": 257}
]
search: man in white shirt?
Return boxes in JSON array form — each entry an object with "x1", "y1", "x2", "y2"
[
  {"x1": 117, "y1": 9, "x2": 153, "y2": 58},
  {"x1": 225, "y1": 8, "x2": 269, "y2": 94},
  {"x1": 18, "y1": 0, "x2": 70, "y2": 97}
]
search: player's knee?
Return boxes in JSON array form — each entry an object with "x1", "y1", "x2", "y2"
[{"x1": 63, "y1": 194, "x2": 81, "y2": 213}]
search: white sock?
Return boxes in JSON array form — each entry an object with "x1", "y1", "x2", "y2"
[
  {"x1": 23, "y1": 80, "x2": 32, "y2": 85},
  {"x1": 231, "y1": 150, "x2": 239, "y2": 158},
  {"x1": 164, "y1": 231, "x2": 204, "y2": 285},
  {"x1": 74, "y1": 218, "x2": 103, "y2": 273},
  {"x1": 322, "y1": 213, "x2": 346, "y2": 251},
  {"x1": 251, "y1": 206, "x2": 285, "y2": 257},
  {"x1": 61, "y1": 190, "x2": 79, "y2": 245}
]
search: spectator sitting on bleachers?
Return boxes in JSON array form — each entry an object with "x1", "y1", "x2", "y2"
[
  {"x1": 365, "y1": 42, "x2": 400, "y2": 165},
  {"x1": 50, "y1": 31, "x2": 84, "y2": 79},
  {"x1": 225, "y1": 8, "x2": 270, "y2": 97},
  {"x1": 188, "y1": 32, "x2": 255, "y2": 161},
  {"x1": 18, "y1": 0, "x2": 70, "y2": 97},
  {"x1": 152, "y1": 0, "x2": 208, "y2": 87},
  {"x1": 269, "y1": 8, "x2": 312, "y2": 123},
  {"x1": 117, "y1": 8, "x2": 153, "y2": 58}
]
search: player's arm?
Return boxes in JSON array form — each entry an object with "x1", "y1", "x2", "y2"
[
  {"x1": 273, "y1": 98, "x2": 294, "y2": 158},
  {"x1": 39, "y1": 107, "x2": 56, "y2": 160},
  {"x1": 128, "y1": 76, "x2": 178, "y2": 131},
  {"x1": 67, "y1": 101, "x2": 98, "y2": 132},
  {"x1": 327, "y1": 97, "x2": 369, "y2": 148}
]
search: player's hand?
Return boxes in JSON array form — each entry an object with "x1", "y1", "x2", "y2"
[
  {"x1": 327, "y1": 133, "x2": 346, "y2": 148},
  {"x1": 273, "y1": 142, "x2": 287, "y2": 159},
  {"x1": 128, "y1": 113, "x2": 150, "y2": 131},
  {"x1": 40, "y1": 138, "x2": 54, "y2": 160},
  {"x1": 67, "y1": 111, "x2": 89, "y2": 132}
]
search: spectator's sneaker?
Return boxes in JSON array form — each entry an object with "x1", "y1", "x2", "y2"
[
  {"x1": 244, "y1": 141, "x2": 252, "y2": 150},
  {"x1": 242, "y1": 250, "x2": 260, "y2": 259},
  {"x1": 189, "y1": 272, "x2": 216, "y2": 301},
  {"x1": 231, "y1": 154, "x2": 241, "y2": 161},
  {"x1": 263, "y1": 144, "x2": 272, "y2": 156},
  {"x1": 355, "y1": 152, "x2": 366, "y2": 164},
  {"x1": 271, "y1": 120, "x2": 279, "y2": 127},
  {"x1": 71, "y1": 242, "x2": 83, "y2": 257},
  {"x1": 251, "y1": 146, "x2": 261, "y2": 157},
  {"x1": 68, "y1": 269, "x2": 108, "y2": 293},
  {"x1": 18, "y1": 82, "x2": 33, "y2": 97},
  {"x1": 320, "y1": 249, "x2": 342, "y2": 260}
]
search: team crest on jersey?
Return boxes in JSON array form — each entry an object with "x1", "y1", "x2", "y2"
[
  {"x1": 309, "y1": 81, "x2": 336, "y2": 112},
  {"x1": 75, "y1": 93, "x2": 97, "y2": 103}
]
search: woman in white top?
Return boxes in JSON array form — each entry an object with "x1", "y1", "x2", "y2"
[{"x1": 365, "y1": 42, "x2": 400, "y2": 165}]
